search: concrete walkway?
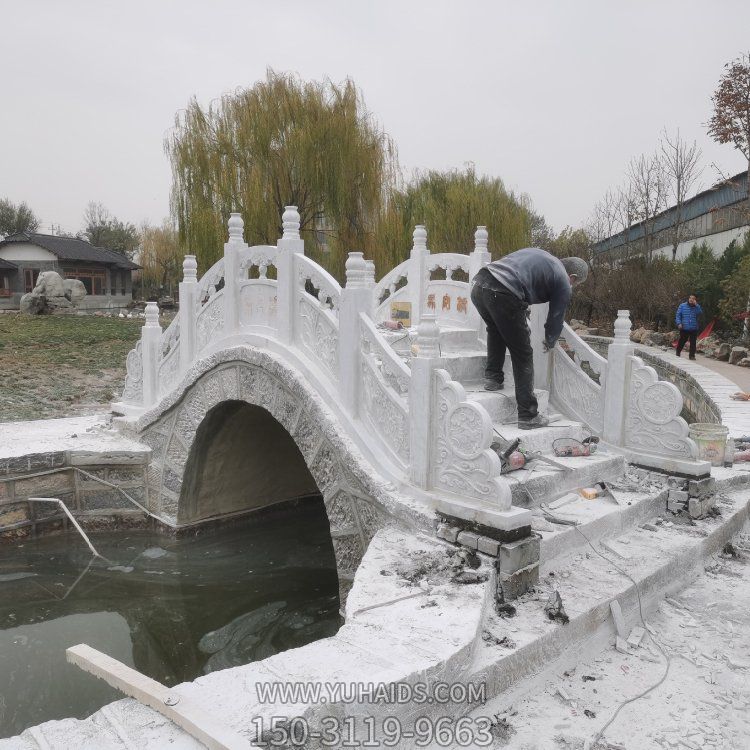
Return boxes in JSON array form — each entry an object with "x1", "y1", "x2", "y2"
[{"x1": 637, "y1": 345, "x2": 750, "y2": 438}]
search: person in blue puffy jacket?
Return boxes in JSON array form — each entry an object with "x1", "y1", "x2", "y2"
[{"x1": 675, "y1": 294, "x2": 703, "y2": 360}]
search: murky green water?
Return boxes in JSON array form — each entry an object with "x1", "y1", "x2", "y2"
[{"x1": 0, "y1": 499, "x2": 341, "y2": 738}]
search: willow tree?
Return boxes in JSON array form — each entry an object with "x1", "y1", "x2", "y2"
[
  {"x1": 373, "y1": 166, "x2": 534, "y2": 275},
  {"x1": 166, "y1": 70, "x2": 397, "y2": 278}
]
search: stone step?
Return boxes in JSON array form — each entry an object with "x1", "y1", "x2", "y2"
[
  {"x1": 491, "y1": 418, "x2": 586, "y2": 455},
  {"x1": 507, "y1": 450, "x2": 627, "y2": 507},
  {"x1": 465, "y1": 387, "x2": 550, "y2": 423},
  {"x1": 437, "y1": 350, "x2": 488, "y2": 383}
]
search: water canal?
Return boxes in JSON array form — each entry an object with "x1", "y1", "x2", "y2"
[{"x1": 0, "y1": 497, "x2": 340, "y2": 738}]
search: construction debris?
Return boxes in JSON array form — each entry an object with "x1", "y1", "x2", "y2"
[
  {"x1": 544, "y1": 590, "x2": 570, "y2": 624},
  {"x1": 610, "y1": 600, "x2": 627, "y2": 638}
]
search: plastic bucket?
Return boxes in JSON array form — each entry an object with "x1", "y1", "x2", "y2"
[{"x1": 689, "y1": 423, "x2": 729, "y2": 467}]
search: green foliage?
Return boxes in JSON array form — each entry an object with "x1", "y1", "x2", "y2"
[
  {"x1": 720, "y1": 244, "x2": 750, "y2": 329},
  {"x1": 681, "y1": 242, "x2": 722, "y2": 319},
  {"x1": 80, "y1": 202, "x2": 140, "y2": 259},
  {"x1": 167, "y1": 69, "x2": 396, "y2": 280},
  {"x1": 0, "y1": 198, "x2": 39, "y2": 236},
  {"x1": 373, "y1": 166, "x2": 533, "y2": 275}
]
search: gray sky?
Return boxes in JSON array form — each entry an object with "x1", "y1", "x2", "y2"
[{"x1": 2, "y1": 0, "x2": 749, "y2": 239}]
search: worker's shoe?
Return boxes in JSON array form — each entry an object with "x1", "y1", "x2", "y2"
[
  {"x1": 689, "y1": 355, "x2": 696, "y2": 360},
  {"x1": 484, "y1": 379, "x2": 504, "y2": 391},
  {"x1": 518, "y1": 414, "x2": 550, "y2": 430}
]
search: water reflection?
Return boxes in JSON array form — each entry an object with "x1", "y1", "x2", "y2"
[{"x1": 0, "y1": 498, "x2": 341, "y2": 738}]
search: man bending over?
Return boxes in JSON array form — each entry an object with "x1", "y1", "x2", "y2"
[{"x1": 470, "y1": 249, "x2": 588, "y2": 430}]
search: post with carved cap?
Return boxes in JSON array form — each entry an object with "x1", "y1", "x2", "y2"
[
  {"x1": 602, "y1": 310, "x2": 635, "y2": 446},
  {"x1": 141, "y1": 301, "x2": 162, "y2": 407},
  {"x1": 179, "y1": 255, "x2": 198, "y2": 374},
  {"x1": 409, "y1": 311, "x2": 441, "y2": 488},
  {"x1": 406, "y1": 225, "x2": 428, "y2": 327},
  {"x1": 339, "y1": 252, "x2": 371, "y2": 415},
  {"x1": 469, "y1": 225, "x2": 491, "y2": 340},
  {"x1": 223, "y1": 212, "x2": 245, "y2": 337},
  {"x1": 276, "y1": 206, "x2": 304, "y2": 344}
]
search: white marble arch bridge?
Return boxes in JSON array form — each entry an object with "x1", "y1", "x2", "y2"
[{"x1": 113, "y1": 207, "x2": 708, "y2": 598}]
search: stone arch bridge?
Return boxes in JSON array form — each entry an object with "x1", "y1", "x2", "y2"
[{"x1": 114, "y1": 208, "x2": 708, "y2": 599}]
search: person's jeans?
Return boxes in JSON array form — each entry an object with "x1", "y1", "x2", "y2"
[
  {"x1": 676, "y1": 329, "x2": 698, "y2": 358},
  {"x1": 470, "y1": 273, "x2": 538, "y2": 420}
]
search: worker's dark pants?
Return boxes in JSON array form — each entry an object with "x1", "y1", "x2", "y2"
[
  {"x1": 471, "y1": 275, "x2": 538, "y2": 420},
  {"x1": 676, "y1": 329, "x2": 698, "y2": 358}
]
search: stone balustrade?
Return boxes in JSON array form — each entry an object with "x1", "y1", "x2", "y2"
[{"x1": 116, "y1": 209, "x2": 709, "y2": 531}]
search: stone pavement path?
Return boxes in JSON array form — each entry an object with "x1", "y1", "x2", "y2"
[{"x1": 480, "y1": 523, "x2": 750, "y2": 750}]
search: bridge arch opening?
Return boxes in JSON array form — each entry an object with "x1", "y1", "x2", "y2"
[{"x1": 179, "y1": 400, "x2": 323, "y2": 526}]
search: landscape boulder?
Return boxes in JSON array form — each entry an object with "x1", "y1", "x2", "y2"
[
  {"x1": 630, "y1": 327, "x2": 648, "y2": 343},
  {"x1": 738, "y1": 358, "x2": 750, "y2": 368},
  {"x1": 19, "y1": 271, "x2": 83, "y2": 315},
  {"x1": 729, "y1": 346, "x2": 749, "y2": 366},
  {"x1": 697, "y1": 334, "x2": 720, "y2": 355},
  {"x1": 63, "y1": 279, "x2": 87, "y2": 306},
  {"x1": 641, "y1": 331, "x2": 665, "y2": 347},
  {"x1": 665, "y1": 330, "x2": 680, "y2": 346},
  {"x1": 715, "y1": 343, "x2": 732, "y2": 362}
]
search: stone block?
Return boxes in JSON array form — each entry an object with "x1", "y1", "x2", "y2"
[
  {"x1": 498, "y1": 563, "x2": 539, "y2": 600},
  {"x1": 456, "y1": 530, "x2": 479, "y2": 550},
  {"x1": 14, "y1": 472, "x2": 73, "y2": 499},
  {"x1": 79, "y1": 490, "x2": 134, "y2": 511},
  {"x1": 688, "y1": 477, "x2": 715, "y2": 498},
  {"x1": 437, "y1": 523, "x2": 459, "y2": 544},
  {"x1": 0, "y1": 481, "x2": 10, "y2": 501},
  {"x1": 729, "y1": 346, "x2": 748, "y2": 366},
  {"x1": 0, "y1": 503, "x2": 29, "y2": 527},
  {"x1": 688, "y1": 497, "x2": 706, "y2": 519},
  {"x1": 477, "y1": 536, "x2": 501, "y2": 556},
  {"x1": 496, "y1": 534, "x2": 541, "y2": 574}
]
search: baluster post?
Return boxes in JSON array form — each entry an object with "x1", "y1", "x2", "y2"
[
  {"x1": 409, "y1": 312, "x2": 441, "y2": 488},
  {"x1": 179, "y1": 255, "x2": 197, "y2": 373},
  {"x1": 603, "y1": 310, "x2": 634, "y2": 446},
  {"x1": 223, "y1": 212, "x2": 244, "y2": 337},
  {"x1": 469, "y1": 225, "x2": 491, "y2": 340},
  {"x1": 407, "y1": 225, "x2": 428, "y2": 327},
  {"x1": 141, "y1": 301, "x2": 162, "y2": 407},
  {"x1": 339, "y1": 252, "x2": 371, "y2": 416},
  {"x1": 277, "y1": 205, "x2": 304, "y2": 344}
]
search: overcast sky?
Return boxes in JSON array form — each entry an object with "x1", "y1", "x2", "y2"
[{"x1": 2, "y1": 0, "x2": 749, "y2": 239}]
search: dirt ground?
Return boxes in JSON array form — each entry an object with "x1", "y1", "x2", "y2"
[{"x1": 0, "y1": 313, "x2": 144, "y2": 421}]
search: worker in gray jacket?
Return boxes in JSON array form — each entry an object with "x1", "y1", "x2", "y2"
[{"x1": 470, "y1": 249, "x2": 588, "y2": 429}]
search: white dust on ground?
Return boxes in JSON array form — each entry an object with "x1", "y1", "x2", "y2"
[{"x1": 480, "y1": 527, "x2": 750, "y2": 750}]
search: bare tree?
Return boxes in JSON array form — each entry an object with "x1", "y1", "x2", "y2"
[
  {"x1": 659, "y1": 129, "x2": 702, "y2": 260},
  {"x1": 627, "y1": 152, "x2": 668, "y2": 262},
  {"x1": 707, "y1": 52, "x2": 750, "y2": 221}
]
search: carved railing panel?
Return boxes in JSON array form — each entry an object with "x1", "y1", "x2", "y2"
[
  {"x1": 239, "y1": 280, "x2": 278, "y2": 329},
  {"x1": 195, "y1": 259, "x2": 225, "y2": 311},
  {"x1": 158, "y1": 342, "x2": 181, "y2": 396},
  {"x1": 161, "y1": 316, "x2": 180, "y2": 358},
  {"x1": 296, "y1": 254, "x2": 341, "y2": 312},
  {"x1": 624, "y1": 356, "x2": 697, "y2": 459},
  {"x1": 361, "y1": 354, "x2": 410, "y2": 464},
  {"x1": 431, "y1": 369, "x2": 509, "y2": 509},
  {"x1": 121, "y1": 340, "x2": 143, "y2": 404},
  {"x1": 550, "y1": 346, "x2": 604, "y2": 433},
  {"x1": 359, "y1": 314, "x2": 410, "y2": 395},
  {"x1": 237, "y1": 244, "x2": 278, "y2": 279},
  {"x1": 559, "y1": 323, "x2": 607, "y2": 382},
  {"x1": 373, "y1": 259, "x2": 410, "y2": 308},
  {"x1": 297, "y1": 293, "x2": 339, "y2": 382},
  {"x1": 196, "y1": 290, "x2": 224, "y2": 353},
  {"x1": 425, "y1": 252, "x2": 471, "y2": 279}
]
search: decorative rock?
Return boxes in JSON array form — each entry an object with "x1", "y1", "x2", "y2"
[
  {"x1": 641, "y1": 331, "x2": 665, "y2": 347},
  {"x1": 729, "y1": 346, "x2": 748, "y2": 365},
  {"x1": 738, "y1": 358, "x2": 750, "y2": 368},
  {"x1": 34, "y1": 270, "x2": 66, "y2": 298},
  {"x1": 715, "y1": 342, "x2": 732, "y2": 361},
  {"x1": 63, "y1": 279, "x2": 87, "y2": 305},
  {"x1": 630, "y1": 327, "x2": 648, "y2": 343},
  {"x1": 19, "y1": 293, "x2": 45, "y2": 315}
]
